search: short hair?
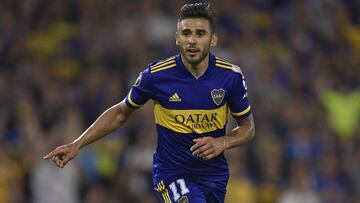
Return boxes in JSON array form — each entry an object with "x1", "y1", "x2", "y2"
[{"x1": 178, "y1": 2, "x2": 215, "y2": 32}]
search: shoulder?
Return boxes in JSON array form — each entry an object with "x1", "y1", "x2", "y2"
[
  {"x1": 214, "y1": 56, "x2": 244, "y2": 76},
  {"x1": 136, "y1": 55, "x2": 177, "y2": 86},
  {"x1": 147, "y1": 55, "x2": 177, "y2": 74}
]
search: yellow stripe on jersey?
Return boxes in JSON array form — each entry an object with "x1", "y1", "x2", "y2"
[
  {"x1": 127, "y1": 89, "x2": 141, "y2": 108},
  {"x1": 151, "y1": 63, "x2": 177, "y2": 73},
  {"x1": 156, "y1": 181, "x2": 171, "y2": 203},
  {"x1": 151, "y1": 60, "x2": 176, "y2": 70},
  {"x1": 215, "y1": 56, "x2": 226, "y2": 60},
  {"x1": 215, "y1": 63, "x2": 233, "y2": 70},
  {"x1": 216, "y1": 58, "x2": 244, "y2": 74},
  {"x1": 154, "y1": 102, "x2": 228, "y2": 134},
  {"x1": 162, "y1": 192, "x2": 171, "y2": 203},
  {"x1": 216, "y1": 56, "x2": 232, "y2": 63},
  {"x1": 152, "y1": 56, "x2": 175, "y2": 65},
  {"x1": 151, "y1": 57, "x2": 176, "y2": 69},
  {"x1": 215, "y1": 59, "x2": 233, "y2": 66},
  {"x1": 156, "y1": 181, "x2": 163, "y2": 192},
  {"x1": 231, "y1": 105, "x2": 251, "y2": 117}
]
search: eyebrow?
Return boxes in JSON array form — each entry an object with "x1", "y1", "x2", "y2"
[{"x1": 181, "y1": 28, "x2": 208, "y2": 33}]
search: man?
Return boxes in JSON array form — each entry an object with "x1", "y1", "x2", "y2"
[{"x1": 44, "y1": 3, "x2": 255, "y2": 203}]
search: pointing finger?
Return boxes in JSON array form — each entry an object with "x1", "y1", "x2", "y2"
[
  {"x1": 43, "y1": 150, "x2": 56, "y2": 160},
  {"x1": 43, "y1": 147, "x2": 62, "y2": 160},
  {"x1": 44, "y1": 146, "x2": 68, "y2": 160}
]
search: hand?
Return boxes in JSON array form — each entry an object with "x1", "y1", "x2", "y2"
[
  {"x1": 43, "y1": 142, "x2": 80, "y2": 168},
  {"x1": 190, "y1": 136, "x2": 227, "y2": 160}
]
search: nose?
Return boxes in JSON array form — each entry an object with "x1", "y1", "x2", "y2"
[{"x1": 188, "y1": 34, "x2": 197, "y2": 44}]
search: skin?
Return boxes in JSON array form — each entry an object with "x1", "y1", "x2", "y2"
[
  {"x1": 43, "y1": 17, "x2": 255, "y2": 167},
  {"x1": 176, "y1": 18, "x2": 217, "y2": 79}
]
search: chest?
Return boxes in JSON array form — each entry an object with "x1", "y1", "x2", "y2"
[{"x1": 152, "y1": 74, "x2": 231, "y2": 109}]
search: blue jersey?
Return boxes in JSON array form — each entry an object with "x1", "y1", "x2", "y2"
[{"x1": 125, "y1": 53, "x2": 251, "y2": 189}]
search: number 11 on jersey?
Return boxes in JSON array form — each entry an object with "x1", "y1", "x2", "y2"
[{"x1": 169, "y1": 179, "x2": 190, "y2": 202}]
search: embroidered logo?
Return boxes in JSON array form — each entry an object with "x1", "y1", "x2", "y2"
[
  {"x1": 211, "y1": 89, "x2": 225, "y2": 105},
  {"x1": 169, "y1": 93, "x2": 182, "y2": 102}
]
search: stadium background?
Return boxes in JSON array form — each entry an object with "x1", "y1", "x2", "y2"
[{"x1": 0, "y1": 0, "x2": 359, "y2": 202}]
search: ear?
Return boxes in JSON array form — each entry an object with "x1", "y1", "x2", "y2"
[
  {"x1": 175, "y1": 31, "x2": 180, "y2": 45},
  {"x1": 210, "y1": 33, "x2": 218, "y2": 47}
]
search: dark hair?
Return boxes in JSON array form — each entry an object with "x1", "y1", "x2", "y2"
[{"x1": 178, "y1": 2, "x2": 215, "y2": 32}]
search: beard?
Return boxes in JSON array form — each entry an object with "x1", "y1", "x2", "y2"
[{"x1": 180, "y1": 44, "x2": 210, "y2": 65}]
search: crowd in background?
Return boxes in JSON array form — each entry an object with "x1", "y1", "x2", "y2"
[{"x1": 0, "y1": 0, "x2": 360, "y2": 202}]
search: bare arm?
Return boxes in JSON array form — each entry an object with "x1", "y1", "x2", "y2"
[
  {"x1": 191, "y1": 114, "x2": 255, "y2": 160},
  {"x1": 222, "y1": 114, "x2": 255, "y2": 149},
  {"x1": 43, "y1": 100, "x2": 135, "y2": 167},
  {"x1": 73, "y1": 100, "x2": 134, "y2": 149}
]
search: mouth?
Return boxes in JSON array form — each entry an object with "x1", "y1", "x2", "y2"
[{"x1": 186, "y1": 48, "x2": 200, "y2": 56}]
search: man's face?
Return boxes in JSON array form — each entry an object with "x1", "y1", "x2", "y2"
[{"x1": 176, "y1": 18, "x2": 217, "y2": 65}]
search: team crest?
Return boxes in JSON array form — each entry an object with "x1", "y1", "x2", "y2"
[
  {"x1": 177, "y1": 196, "x2": 189, "y2": 203},
  {"x1": 134, "y1": 72, "x2": 142, "y2": 87},
  {"x1": 211, "y1": 88, "x2": 225, "y2": 105}
]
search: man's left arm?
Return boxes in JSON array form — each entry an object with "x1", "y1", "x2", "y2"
[{"x1": 191, "y1": 114, "x2": 255, "y2": 160}]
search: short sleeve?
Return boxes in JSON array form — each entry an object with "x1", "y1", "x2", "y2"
[
  {"x1": 228, "y1": 73, "x2": 252, "y2": 119},
  {"x1": 125, "y1": 68, "x2": 153, "y2": 108}
]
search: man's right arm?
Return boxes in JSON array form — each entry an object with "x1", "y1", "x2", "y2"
[{"x1": 43, "y1": 100, "x2": 134, "y2": 168}]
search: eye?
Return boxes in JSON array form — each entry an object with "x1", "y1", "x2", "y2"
[
  {"x1": 196, "y1": 31, "x2": 206, "y2": 37},
  {"x1": 182, "y1": 30, "x2": 191, "y2": 37}
]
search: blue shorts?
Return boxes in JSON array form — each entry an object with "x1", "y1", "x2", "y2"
[{"x1": 154, "y1": 176, "x2": 226, "y2": 203}]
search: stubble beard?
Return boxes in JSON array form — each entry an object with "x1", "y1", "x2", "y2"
[{"x1": 181, "y1": 45, "x2": 210, "y2": 66}]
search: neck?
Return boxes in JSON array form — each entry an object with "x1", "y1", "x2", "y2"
[{"x1": 181, "y1": 54, "x2": 210, "y2": 79}]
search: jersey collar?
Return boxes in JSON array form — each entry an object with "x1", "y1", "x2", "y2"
[{"x1": 176, "y1": 52, "x2": 215, "y2": 80}]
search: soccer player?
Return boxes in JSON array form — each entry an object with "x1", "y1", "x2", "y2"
[{"x1": 43, "y1": 3, "x2": 255, "y2": 203}]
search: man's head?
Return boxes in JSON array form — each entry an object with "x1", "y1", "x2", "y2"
[{"x1": 176, "y1": 3, "x2": 217, "y2": 65}]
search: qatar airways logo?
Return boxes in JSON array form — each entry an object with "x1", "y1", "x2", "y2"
[{"x1": 174, "y1": 113, "x2": 218, "y2": 130}]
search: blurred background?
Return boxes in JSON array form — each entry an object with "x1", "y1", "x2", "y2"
[{"x1": 0, "y1": 0, "x2": 359, "y2": 202}]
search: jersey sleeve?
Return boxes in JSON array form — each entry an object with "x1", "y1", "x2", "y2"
[
  {"x1": 125, "y1": 68, "x2": 153, "y2": 108},
  {"x1": 228, "y1": 73, "x2": 252, "y2": 119}
]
